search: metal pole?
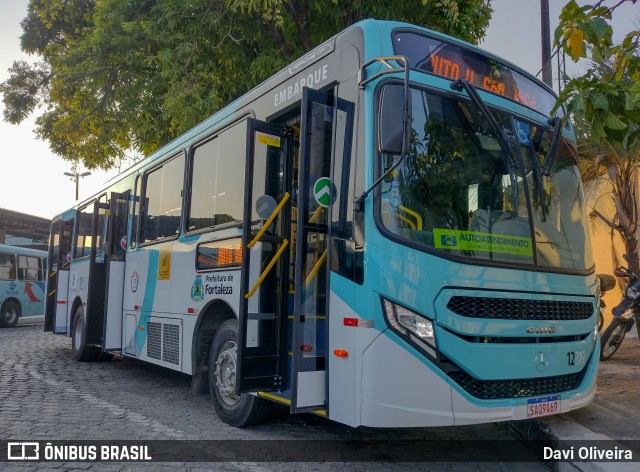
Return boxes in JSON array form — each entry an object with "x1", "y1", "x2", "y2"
[
  {"x1": 75, "y1": 174, "x2": 79, "y2": 200},
  {"x1": 540, "y1": 0, "x2": 553, "y2": 87}
]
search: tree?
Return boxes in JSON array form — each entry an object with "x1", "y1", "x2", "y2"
[
  {"x1": 554, "y1": 0, "x2": 640, "y2": 273},
  {"x1": 1, "y1": 0, "x2": 493, "y2": 170}
]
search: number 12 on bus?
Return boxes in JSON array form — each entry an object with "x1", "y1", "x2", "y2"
[{"x1": 45, "y1": 20, "x2": 598, "y2": 428}]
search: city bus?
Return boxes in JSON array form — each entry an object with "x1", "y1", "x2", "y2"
[
  {"x1": 44, "y1": 19, "x2": 598, "y2": 428},
  {"x1": 1, "y1": 243, "x2": 47, "y2": 327}
]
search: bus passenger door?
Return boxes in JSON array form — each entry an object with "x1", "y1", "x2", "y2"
[
  {"x1": 102, "y1": 192, "x2": 129, "y2": 351},
  {"x1": 84, "y1": 200, "x2": 109, "y2": 346},
  {"x1": 45, "y1": 219, "x2": 73, "y2": 334},
  {"x1": 237, "y1": 119, "x2": 292, "y2": 393},
  {"x1": 291, "y1": 87, "x2": 354, "y2": 413}
]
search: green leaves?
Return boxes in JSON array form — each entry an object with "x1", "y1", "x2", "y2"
[
  {"x1": 558, "y1": 1, "x2": 640, "y2": 270},
  {"x1": 1, "y1": 0, "x2": 493, "y2": 168},
  {"x1": 555, "y1": 1, "x2": 639, "y2": 147},
  {"x1": 0, "y1": 61, "x2": 49, "y2": 124}
]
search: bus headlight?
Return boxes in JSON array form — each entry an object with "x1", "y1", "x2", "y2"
[{"x1": 382, "y1": 298, "x2": 436, "y2": 348}]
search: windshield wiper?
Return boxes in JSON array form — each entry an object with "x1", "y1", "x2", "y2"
[
  {"x1": 450, "y1": 79, "x2": 520, "y2": 215},
  {"x1": 520, "y1": 120, "x2": 548, "y2": 222},
  {"x1": 540, "y1": 116, "x2": 562, "y2": 176}
]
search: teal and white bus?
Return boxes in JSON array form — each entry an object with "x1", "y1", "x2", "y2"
[
  {"x1": 45, "y1": 19, "x2": 598, "y2": 428},
  {"x1": 1, "y1": 243, "x2": 47, "y2": 327}
]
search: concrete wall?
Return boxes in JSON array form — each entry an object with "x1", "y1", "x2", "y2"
[{"x1": 583, "y1": 175, "x2": 629, "y2": 326}]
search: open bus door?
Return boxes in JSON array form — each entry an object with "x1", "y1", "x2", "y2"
[
  {"x1": 102, "y1": 191, "x2": 129, "y2": 351},
  {"x1": 237, "y1": 119, "x2": 293, "y2": 393},
  {"x1": 83, "y1": 199, "x2": 109, "y2": 346},
  {"x1": 44, "y1": 218, "x2": 74, "y2": 334},
  {"x1": 290, "y1": 88, "x2": 354, "y2": 413},
  {"x1": 236, "y1": 90, "x2": 354, "y2": 413}
]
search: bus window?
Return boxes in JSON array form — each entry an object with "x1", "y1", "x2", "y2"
[
  {"x1": 50, "y1": 230, "x2": 60, "y2": 266},
  {"x1": 188, "y1": 123, "x2": 246, "y2": 231},
  {"x1": 197, "y1": 238, "x2": 242, "y2": 270},
  {"x1": 74, "y1": 203, "x2": 95, "y2": 260},
  {"x1": 0, "y1": 253, "x2": 15, "y2": 280},
  {"x1": 17, "y1": 255, "x2": 41, "y2": 281},
  {"x1": 141, "y1": 155, "x2": 183, "y2": 243}
]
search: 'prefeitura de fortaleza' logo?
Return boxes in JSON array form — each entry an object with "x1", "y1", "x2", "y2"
[{"x1": 191, "y1": 275, "x2": 204, "y2": 302}]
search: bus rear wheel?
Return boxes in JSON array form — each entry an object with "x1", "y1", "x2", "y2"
[
  {"x1": 71, "y1": 305, "x2": 103, "y2": 362},
  {"x1": 0, "y1": 300, "x2": 20, "y2": 328},
  {"x1": 208, "y1": 319, "x2": 273, "y2": 427}
]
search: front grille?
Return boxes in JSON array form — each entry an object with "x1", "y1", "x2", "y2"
[
  {"x1": 449, "y1": 367, "x2": 588, "y2": 400},
  {"x1": 447, "y1": 296, "x2": 593, "y2": 321}
]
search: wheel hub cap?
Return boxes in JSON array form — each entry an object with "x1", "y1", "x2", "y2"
[{"x1": 215, "y1": 341, "x2": 240, "y2": 406}]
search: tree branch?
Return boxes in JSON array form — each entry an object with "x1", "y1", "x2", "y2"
[{"x1": 591, "y1": 208, "x2": 617, "y2": 229}]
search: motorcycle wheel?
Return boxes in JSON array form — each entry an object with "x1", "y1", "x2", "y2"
[{"x1": 600, "y1": 317, "x2": 627, "y2": 360}]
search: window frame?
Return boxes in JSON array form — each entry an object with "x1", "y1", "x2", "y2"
[
  {"x1": 139, "y1": 153, "x2": 186, "y2": 247},
  {"x1": 185, "y1": 119, "x2": 249, "y2": 236},
  {"x1": 0, "y1": 252, "x2": 15, "y2": 281},
  {"x1": 17, "y1": 255, "x2": 41, "y2": 281},
  {"x1": 195, "y1": 236, "x2": 243, "y2": 272},
  {"x1": 372, "y1": 79, "x2": 594, "y2": 276},
  {"x1": 73, "y1": 199, "x2": 97, "y2": 261}
]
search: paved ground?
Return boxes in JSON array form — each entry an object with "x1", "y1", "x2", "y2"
[
  {"x1": 551, "y1": 328, "x2": 640, "y2": 440},
  {"x1": 0, "y1": 322, "x2": 545, "y2": 471},
  {"x1": 538, "y1": 328, "x2": 640, "y2": 472}
]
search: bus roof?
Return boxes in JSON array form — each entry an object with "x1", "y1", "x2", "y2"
[{"x1": 0, "y1": 243, "x2": 47, "y2": 258}]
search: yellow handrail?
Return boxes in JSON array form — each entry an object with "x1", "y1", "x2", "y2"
[
  {"x1": 399, "y1": 205, "x2": 423, "y2": 230},
  {"x1": 245, "y1": 239, "x2": 289, "y2": 299},
  {"x1": 308, "y1": 206, "x2": 324, "y2": 224},
  {"x1": 305, "y1": 249, "x2": 327, "y2": 286},
  {"x1": 396, "y1": 213, "x2": 416, "y2": 230},
  {"x1": 247, "y1": 192, "x2": 290, "y2": 248}
]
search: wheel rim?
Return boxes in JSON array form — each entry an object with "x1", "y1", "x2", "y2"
[
  {"x1": 214, "y1": 340, "x2": 240, "y2": 406},
  {"x1": 603, "y1": 324, "x2": 626, "y2": 357},
  {"x1": 73, "y1": 315, "x2": 83, "y2": 348},
  {"x1": 3, "y1": 306, "x2": 17, "y2": 325}
]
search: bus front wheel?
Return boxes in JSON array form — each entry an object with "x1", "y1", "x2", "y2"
[
  {"x1": 208, "y1": 319, "x2": 273, "y2": 427},
  {"x1": 71, "y1": 305, "x2": 102, "y2": 362},
  {"x1": 0, "y1": 300, "x2": 20, "y2": 328}
]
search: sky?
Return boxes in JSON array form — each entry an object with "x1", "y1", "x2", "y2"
[{"x1": 0, "y1": 0, "x2": 638, "y2": 220}]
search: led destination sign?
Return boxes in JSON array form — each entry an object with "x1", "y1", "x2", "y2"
[{"x1": 393, "y1": 31, "x2": 560, "y2": 117}]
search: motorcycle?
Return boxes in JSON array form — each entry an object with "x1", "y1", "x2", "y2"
[
  {"x1": 597, "y1": 273, "x2": 616, "y2": 332},
  {"x1": 600, "y1": 267, "x2": 640, "y2": 361}
]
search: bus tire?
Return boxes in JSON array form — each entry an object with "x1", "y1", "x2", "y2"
[
  {"x1": 208, "y1": 319, "x2": 273, "y2": 427},
  {"x1": 71, "y1": 305, "x2": 102, "y2": 362},
  {"x1": 0, "y1": 300, "x2": 20, "y2": 328}
]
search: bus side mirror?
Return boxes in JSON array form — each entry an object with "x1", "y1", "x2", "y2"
[{"x1": 379, "y1": 84, "x2": 411, "y2": 155}]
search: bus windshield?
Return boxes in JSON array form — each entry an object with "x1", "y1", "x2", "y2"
[{"x1": 378, "y1": 86, "x2": 593, "y2": 271}]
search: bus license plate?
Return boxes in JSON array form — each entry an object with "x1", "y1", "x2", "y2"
[{"x1": 527, "y1": 395, "x2": 560, "y2": 418}]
